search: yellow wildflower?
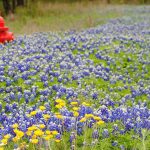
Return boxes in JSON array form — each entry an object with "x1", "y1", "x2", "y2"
[
  {"x1": 72, "y1": 107, "x2": 79, "y2": 111},
  {"x1": 16, "y1": 130, "x2": 24, "y2": 138},
  {"x1": 55, "y1": 139, "x2": 61, "y2": 143},
  {"x1": 73, "y1": 111, "x2": 79, "y2": 117},
  {"x1": 39, "y1": 106, "x2": 46, "y2": 111},
  {"x1": 59, "y1": 101, "x2": 65, "y2": 107},
  {"x1": 30, "y1": 139, "x2": 38, "y2": 144},
  {"x1": 43, "y1": 114, "x2": 50, "y2": 120},
  {"x1": 85, "y1": 114, "x2": 94, "y2": 118},
  {"x1": 82, "y1": 102, "x2": 90, "y2": 107},
  {"x1": 55, "y1": 104, "x2": 63, "y2": 109},
  {"x1": 55, "y1": 99, "x2": 65, "y2": 107},
  {"x1": 12, "y1": 136, "x2": 19, "y2": 142},
  {"x1": 26, "y1": 130, "x2": 32, "y2": 136},
  {"x1": 13, "y1": 129, "x2": 18, "y2": 133},
  {"x1": 30, "y1": 111, "x2": 37, "y2": 116},
  {"x1": 51, "y1": 131, "x2": 58, "y2": 135},
  {"x1": 34, "y1": 130, "x2": 44, "y2": 136},
  {"x1": 0, "y1": 147, "x2": 4, "y2": 150},
  {"x1": 70, "y1": 102, "x2": 78, "y2": 105},
  {"x1": 55, "y1": 113, "x2": 63, "y2": 119},
  {"x1": 32, "y1": 135, "x2": 37, "y2": 139},
  {"x1": 39, "y1": 124, "x2": 45, "y2": 129},
  {"x1": 4, "y1": 134, "x2": 11, "y2": 139},
  {"x1": 1, "y1": 139, "x2": 7, "y2": 145},
  {"x1": 43, "y1": 135, "x2": 53, "y2": 140},
  {"x1": 93, "y1": 116, "x2": 101, "y2": 121},
  {"x1": 79, "y1": 117, "x2": 86, "y2": 122},
  {"x1": 45, "y1": 130, "x2": 51, "y2": 135},
  {"x1": 28, "y1": 125, "x2": 37, "y2": 131},
  {"x1": 97, "y1": 120, "x2": 104, "y2": 125},
  {"x1": 55, "y1": 99, "x2": 63, "y2": 103},
  {"x1": 12, "y1": 123, "x2": 19, "y2": 129}
]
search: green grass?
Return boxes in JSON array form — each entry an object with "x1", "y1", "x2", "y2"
[{"x1": 4, "y1": 1, "x2": 123, "y2": 34}]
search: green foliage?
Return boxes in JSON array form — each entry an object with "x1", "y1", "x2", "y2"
[{"x1": 5, "y1": 1, "x2": 122, "y2": 34}]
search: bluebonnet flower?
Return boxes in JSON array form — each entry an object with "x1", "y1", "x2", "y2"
[
  {"x1": 69, "y1": 132, "x2": 76, "y2": 143},
  {"x1": 112, "y1": 141, "x2": 118, "y2": 147},
  {"x1": 102, "y1": 129, "x2": 109, "y2": 138},
  {"x1": 92, "y1": 129, "x2": 99, "y2": 139}
]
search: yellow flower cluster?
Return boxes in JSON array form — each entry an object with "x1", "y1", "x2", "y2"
[
  {"x1": 82, "y1": 102, "x2": 90, "y2": 107},
  {"x1": 70, "y1": 101, "x2": 79, "y2": 117},
  {"x1": 55, "y1": 112, "x2": 63, "y2": 119},
  {"x1": 73, "y1": 111, "x2": 79, "y2": 117},
  {"x1": 28, "y1": 125, "x2": 38, "y2": 131},
  {"x1": 43, "y1": 114, "x2": 51, "y2": 121},
  {"x1": 34, "y1": 129, "x2": 44, "y2": 136},
  {"x1": 29, "y1": 110, "x2": 37, "y2": 116},
  {"x1": 79, "y1": 114, "x2": 104, "y2": 125},
  {"x1": 97, "y1": 120, "x2": 105, "y2": 125},
  {"x1": 12, "y1": 123, "x2": 19, "y2": 129},
  {"x1": 55, "y1": 99, "x2": 66, "y2": 109},
  {"x1": 0, "y1": 134, "x2": 11, "y2": 146},
  {"x1": 39, "y1": 124, "x2": 45, "y2": 129},
  {"x1": 27, "y1": 106, "x2": 50, "y2": 121},
  {"x1": 30, "y1": 138, "x2": 38, "y2": 144},
  {"x1": 43, "y1": 130, "x2": 59, "y2": 141},
  {"x1": 0, "y1": 124, "x2": 59, "y2": 147},
  {"x1": 55, "y1": 139, "x2": 61, "y2": 143},
  {"x1": 39, "y1": 106, "x2": 46, "y2": 111},
  {"x1": 79, "y1": 117, "x2": 86, "y2": 122},
  {"x1": 72, "y1": 107, "x2": 79, "y2": 111},
  {"x1": 70, "y1": 101, "x2": 78, "y2": 106},
  {"x1": 26, "y1": 124, "x2": 60, "y2": 144},
  {"x1": 13, "y1": 129, "x2": 24, "y2": 142},
  {"x1": 0, "y1": 120, "x2": 61, "y2": 147},
  {"x1": 43, "y1": 132, "x2": 53, "y2": 141}
]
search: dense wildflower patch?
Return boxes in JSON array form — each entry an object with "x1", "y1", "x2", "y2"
[{"x1": 0, "y1": 6, "x2": 150, "y2": 150}]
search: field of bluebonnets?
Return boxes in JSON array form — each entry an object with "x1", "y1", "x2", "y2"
[{"x1": 0, "y1": 6, "x2": 150, "y2": 150}]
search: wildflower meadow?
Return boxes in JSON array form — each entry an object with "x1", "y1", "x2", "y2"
[{"x1": 0, "y1": 6, "x2": 150, "y2": 150}]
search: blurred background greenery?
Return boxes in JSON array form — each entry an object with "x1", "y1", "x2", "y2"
[{"x1": 0, "y1": 0, "x2": 149, "y2": 34}]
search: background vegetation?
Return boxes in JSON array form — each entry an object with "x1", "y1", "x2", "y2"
[{"x1": 0, "y1": 0, "x2": 149, "y2": 34}]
